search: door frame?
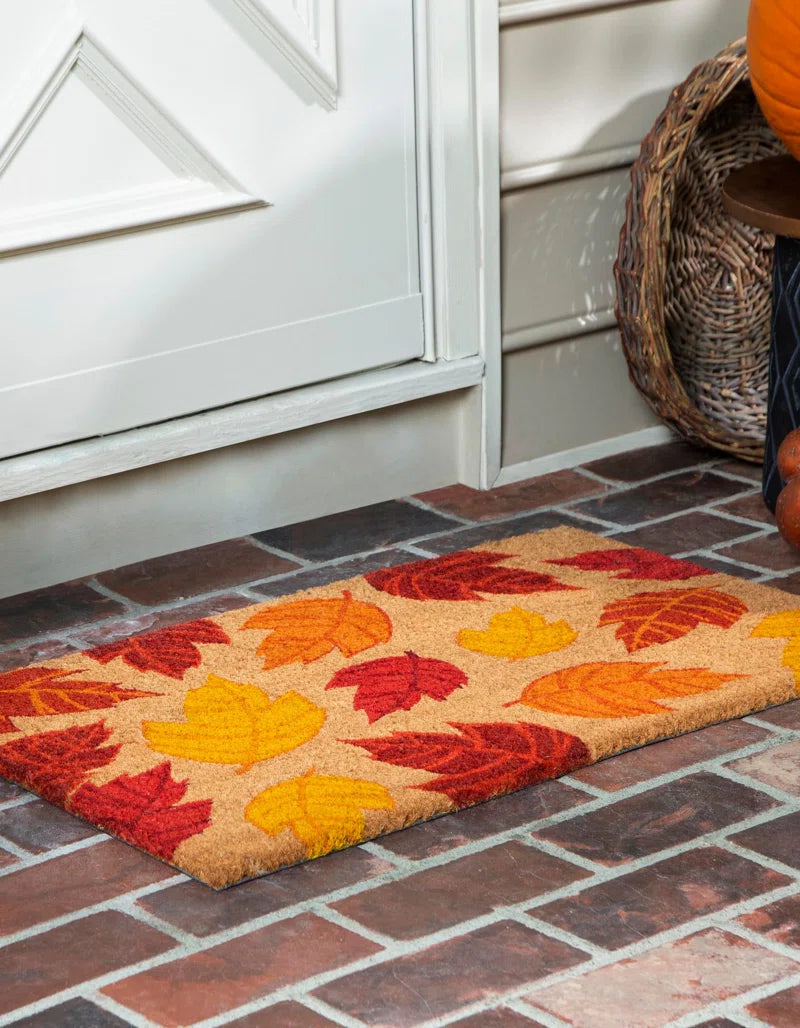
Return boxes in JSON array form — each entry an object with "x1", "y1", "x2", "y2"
[{"x1": 0, "y1": 0, "x2": 501, "y2": 501}]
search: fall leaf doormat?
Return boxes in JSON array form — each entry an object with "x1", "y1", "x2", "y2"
[{"x1": 2, "y1": 527, "x2": 799, "y2": 888}]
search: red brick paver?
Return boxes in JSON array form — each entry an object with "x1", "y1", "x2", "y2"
[
  {"x1": 0, "y1": 912, "x2": 175, "y2": 1015},
  {"x1": 314, "y1": 920, "x2": 588, "y2": 1026},
  {"x1": 104, "y1": 913, "x2": 380, "y2": 1025},
  {"x1": 0, "y1": 442, "x2": 798, "y2": 1027},
  {"x1": 527, "y1": 929, "x2": 799, "y2": 1027}
]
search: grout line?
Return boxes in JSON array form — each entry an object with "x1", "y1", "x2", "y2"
[
  {"x1": 711, "y1": 763, "x2": 800, "y2": 806},
  {"x1": 0, "y1": 834, "x2": 32, "y2": 861},
  {"x1": 472, "y1": 925, "x2": 800, "y2": 1028},
  {"x1": 289, "y1": 994, "x2": 370, "y2": 1027},
  {"x1": 244, "y1": 535, "x2": 314, "y2": 566},
  {"x1": 81, "y1": 990, "x2": 162, "y2": 1028},
  {"x1": 680, "y1": 547, "x2": 776, "y2": 576},
  {"x1": 0, "y1": 874, "x2": 187, "y2": 949},
  {"x1": 357, "y1": 840, "x2": 416, "y2": 870},
  {"x1": 0, "y1": 833, "x2": 109, "y2": 879},
  {"x1": 513, "y1": 910, "x2": 606, "y2": 958},
  {"x1": 232, "y1": 586, "x2": 273, "y2": 603},
  {"x1": 571, "y1": 466, "x2": 620, "y2": 486},
  {"x1": 717, "y1": 837, "x2": 800, "y2": 880},
  {"x1": 112, "y1": 895, "x2": 199, "y2": 947},
  {"x1": 662, "y1": 968, "x2": 800, "y2": 1028},
  {"x1": 398, "y1": 543, "x2": 440, "y2": 558},
  {"x1": 1, "y1": 785, "x2": 798, "y2": 1022},
  {"x1": 84, "y1": 578, "x2": 141, "y2": 610},
  {"x1": 0, "y1": 794, "x2": 37, "y2": 812},
  {"x1": 401, "y1": 494, "x2": 476, "y2": 526},
  {"x1": 745, "y1": 713, "x2": 799, "y2": 732},
  {"x1": 720, "y1": 918, "x2": 800, "y2": 962},
  {"x1": 310, "y1": 904, "x2": 399, "y2": 948},
  {"x1": 503, "y1": 996, "x2": 575, "y2": 1027},
  {"x1": 557, "y1": 775, "x2": 610, "y2": 798}
]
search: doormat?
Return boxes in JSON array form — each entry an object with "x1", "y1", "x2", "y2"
[{"x1": 1, "y1": 526, "x2": 798, "y2": 888}]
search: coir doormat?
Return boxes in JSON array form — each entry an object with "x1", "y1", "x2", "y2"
[{"x1": 1, "y1": 527, "x2": 798, "y2": 888}]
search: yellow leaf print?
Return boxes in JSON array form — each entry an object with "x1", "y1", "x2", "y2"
[
  {"x1": 142, "y1": 674, "x2": 325, "y2": 773},
  {"x1": 751, "y1": 610, "x2": 800, "y2": 639},
  {"x1": 245, "y1": 772, "x2": 394, "y2": 858},
  {"x1": 752, "y1": 609, "x2": 800, "y2": 684},
  {"x1": 458, "y1": 607, "x2": 577, "y2": 660}
]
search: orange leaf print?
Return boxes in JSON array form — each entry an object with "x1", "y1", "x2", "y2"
[
  {"x1": 0, "y1": 666, "x2": 158, "y2": 733},
  {"x1": 598, "y1": 587, "x2": 747, "y2": 652},
  {"x1": 241, "y1": 590, "x2": 391, "y2": 670},
  {"x1": 511, "y1": 662, "x2": 744, "y2": 718}
]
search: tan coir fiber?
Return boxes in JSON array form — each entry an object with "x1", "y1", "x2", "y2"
[{"x1": 1, "y1": 527, "x2": 797, "y2": 888}]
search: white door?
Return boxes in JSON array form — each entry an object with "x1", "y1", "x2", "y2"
[{"x1": 0, "y1": 0, "x2": 423, "y2": 458}]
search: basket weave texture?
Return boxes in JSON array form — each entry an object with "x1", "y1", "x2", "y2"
[{"x1": 615, "y1": 38, "x2": 786, "y2": 462}]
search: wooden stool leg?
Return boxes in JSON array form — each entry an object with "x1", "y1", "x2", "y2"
[{"x1": 764, "y1": 235, "x2": 800, "y2": 512}]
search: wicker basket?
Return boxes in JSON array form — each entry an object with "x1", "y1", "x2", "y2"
[{"x1": 615, "y1": 38, "x2": 786, "y2": 462}]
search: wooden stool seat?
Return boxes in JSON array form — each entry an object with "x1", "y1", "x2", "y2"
[{"x1": 723, "y1": 154, "x2": 800, "y2": 238}]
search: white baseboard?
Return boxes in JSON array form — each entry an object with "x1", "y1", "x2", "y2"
[
  {"x1": 0, "y1": 356, "x2": 484, "y2": 503},
  {"x1": 0, "y1": 391, "x2": 471, "y2": 599},
  {"x1": 494, "y1": 425, "x2": 677, "y2": 486}
]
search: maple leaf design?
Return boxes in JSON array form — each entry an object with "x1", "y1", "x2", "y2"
[
  {"x1": 365, "y1": 550, "x2": 577, "y2": 601},
  {"x1": 347, "y1": 721, "x2": 590, "y2": 805},
  {"x1": 458, "y1": 607, "x2": 577, "y2": 660},
  {"x1": 0, "y1": 666, "x2": 159, "y2": 733},
  {"x1": 246, "y1": 772, "x2": 394, "y2": 858},
  {"x1": 142, "y1": 674, "x2": 325, "y2": 772},
  {"x1": 548, "y1": 547, "x2": 713, "y2": 582},
  {"x1": 70, "y1": 762, "x2": 213, "y2": 860},
  {"x1": 0, "y1": 721, "x2": 120, "y2": 804},
  {"x1": 85, "y1": 619, "x2": 231, "y2": 680},
  {"x1": 326, "y1": 650, "x2": 467, "y2": 723},
  {"x1": 240, "y1": 591, "x2": 391, "y2": 670},
  {"x1": 510, "y1": 661, "x2": 744, "y2": 718},
  {"x1": 599, "y1": 587, "x2": 747, "y2": 652},
  {"x1": 751, "y1": 609, "x2": 800, "y2": 685}
]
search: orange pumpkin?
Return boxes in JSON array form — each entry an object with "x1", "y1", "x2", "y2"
[
  {"x1": 778, "y1": 427, "x2": 800, "y2": 481},
  {"x1": 747, "y1": 0, "x2": 800, "y2": 160},
  {"x1": 777, "y1": 477, "x2": 800, "y2": 547}
]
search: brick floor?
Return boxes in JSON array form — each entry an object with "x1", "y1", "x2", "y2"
[{"x1": 1, "y1": 441, "x2": 799, "y2": 1026}]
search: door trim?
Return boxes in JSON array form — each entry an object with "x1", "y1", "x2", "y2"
[
  {"x1": 414, "y1": 0, "x2": 501, "y2": 487},
  {"x1": 0, "y1": 0, "x2": 502, "y2": 500}
]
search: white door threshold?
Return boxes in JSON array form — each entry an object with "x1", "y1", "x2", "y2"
[{"x1": 0, "y1": 356, "x2": 484, "y2": 503}]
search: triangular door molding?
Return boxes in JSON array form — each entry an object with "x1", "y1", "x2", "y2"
[
  {"x1": 0, "y1": 29, "x2": 265, "y2": 255},
  {"x1": 230, "y1": 0, "x2": 338, "y2": 109}
]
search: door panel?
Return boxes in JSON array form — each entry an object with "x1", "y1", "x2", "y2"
[{"x1": 0, "y1": 0, "x2": 423, "y2": 458}]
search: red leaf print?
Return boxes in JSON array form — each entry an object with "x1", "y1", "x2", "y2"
[
  {"x1": 348, "y1": 721, "x2": 590, "y2": 805},
  {"x1": 326, "y1": 650, "x2": 467, "y2": 723},
  {"x1": 86, "y1": 619, "x2": 230, "y2": 680},
  {"x1": 70, "y1": 762, "x2": 212, "y2": 860},
  {"x1": 0, "y1": 721, "x2": 120, "y2": 804},
  {"x1": 599, "y1": 587, "x2": 748, "y2": 652},
  {"x1": 365, "y1": 550, "x2": 577, "y2": 601},
  {"x1": 549, "y1": 547, "x2": 713, "y2": 582},
  {"x1": 0, "y1": 666, "x2": 159, "y2": 733}
]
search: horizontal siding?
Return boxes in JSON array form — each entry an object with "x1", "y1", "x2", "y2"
[
  {"x1": 498, "y1": 0, "x2": 754, "y2": 469},
  {"x1": 501, "y1": 329, "x2": 659, "y2": 467},
  {"x1": 501, "y1": 166, "x2": 629, "y2": 341},
  {"x1": 500, "y1": 0, "x2": 750, "y2": 177}
]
